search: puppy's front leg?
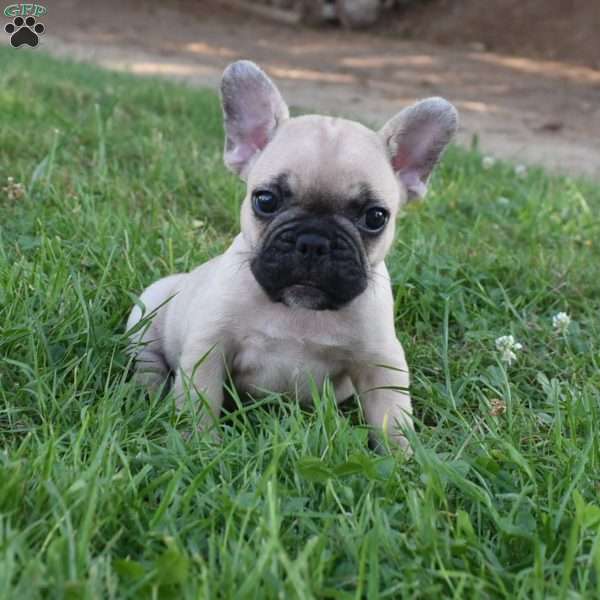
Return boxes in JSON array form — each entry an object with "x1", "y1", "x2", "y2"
[
  {"x1": 355, "y1": 345, "x2": 414, "y2": 454},
  {"x1": 172, "y1": 345, "x2": 225, "y2": 434}
]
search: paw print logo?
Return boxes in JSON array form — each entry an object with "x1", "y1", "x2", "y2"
[{"x1": 5, "y1": 16, "x2": 45, "y2": 48}]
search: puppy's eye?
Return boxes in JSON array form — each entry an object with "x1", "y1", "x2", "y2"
[
  {"x1": 252, "y1": 190, "x2": 281, "y2": 216},
  {"x1": 359, "y1": 207, "x2": 389, "y2": 233}
]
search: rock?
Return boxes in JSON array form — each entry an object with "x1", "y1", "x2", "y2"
[
  {"x1": 296, "y1": 0, "x2": 329, "y2": 24},
  {"x1": 336, "y1": 0, "x2": 380, "y2": 28}
]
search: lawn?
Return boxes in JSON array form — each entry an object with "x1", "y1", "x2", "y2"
[{"x1": 1, "y1": 47, "x2": 600, "y2": 599}]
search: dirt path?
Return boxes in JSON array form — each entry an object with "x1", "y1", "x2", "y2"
[{"x1": 6, "y1": 0, "x2": 600, "y2": 179}]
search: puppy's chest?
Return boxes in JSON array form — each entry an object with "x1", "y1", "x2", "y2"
[{"x1": 230, "y1": 329, "x2": 351, "y2": 401}]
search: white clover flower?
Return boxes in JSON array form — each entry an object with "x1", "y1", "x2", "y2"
[
  {"x1": 497, "y1": 196, "x2": 510, "y2": 206},
  {"x1": 482, "y1": 156, "x2": 496, "y2": 170},
  {"x1": 2, "y1": 177, "x2": 25, "y2": 201},
  {"x1": 552, "y1": 312, "x2": 571, "y2": 335},
  {"x1": 489, "y1": 398, "x2": 507, "y2": 417},
  {"x1": 515, "y1": 164, "x2": 527, "y2": 178},
  {"x1": 495, "y1": 335, "x2": 523, "y2": 365}
]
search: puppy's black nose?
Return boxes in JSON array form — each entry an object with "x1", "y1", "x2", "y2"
[{"x1": 295, "y1": 233, "x2": 330, "y2": 259}]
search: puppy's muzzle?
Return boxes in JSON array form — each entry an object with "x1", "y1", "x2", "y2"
[{"x1": 251, "y1": 217, "x2": 369, "y2": 311}]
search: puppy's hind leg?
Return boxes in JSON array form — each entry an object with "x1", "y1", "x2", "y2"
[{"x1": 126, "y1": 274, "x2": 184, "y2": 393}]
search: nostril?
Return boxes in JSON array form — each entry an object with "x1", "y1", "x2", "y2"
[
  {"x1": 295, "y1": 233, "x2": 330, "y2": 258},
  {"x1": 317, "y1": 241, "x2": 330, "y2": 256}
]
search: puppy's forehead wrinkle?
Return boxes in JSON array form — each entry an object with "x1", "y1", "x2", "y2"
[
  {"x1": 299, "y1": 181, "x2": 386, "y2": 215},
  {"x1": 251, "y1": 115, "x2": 394, "y2": 196}
]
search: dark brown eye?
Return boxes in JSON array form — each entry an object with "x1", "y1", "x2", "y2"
[
  {"x1": 252, "y1": 190, "x2": 280, "y2": 216},
  {"x1": 360, "y1": 207, "x2": 389, "y2": 233}
]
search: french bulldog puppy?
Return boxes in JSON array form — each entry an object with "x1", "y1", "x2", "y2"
[{"x1": 127, "y1": 60, "x2": 457, "y2": 452}]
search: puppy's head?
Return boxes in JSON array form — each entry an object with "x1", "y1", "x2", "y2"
[{"x1": 220, "y1": 60, "x2": 458, "y2": 310}]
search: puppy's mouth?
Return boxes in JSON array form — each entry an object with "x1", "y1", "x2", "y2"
[
  {"x1": 272, "y1": 281, "x2": 351, "y2": 311},
  {"x1": 280, "y1": 283, "x2": 333, "y2": 311},
  {"x1": 250, "y1": 216, "x2": 369, "y2": 311}
]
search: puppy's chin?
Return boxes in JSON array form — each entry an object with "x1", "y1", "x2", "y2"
[{"x1": 280, "y1": 284, "x2": 336, "y2": 311}]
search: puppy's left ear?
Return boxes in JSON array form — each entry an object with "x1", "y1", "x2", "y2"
[
  {"x1": 379, "y1": 97, "x2": 458, "y2": 200},
  {"x1": 220, "y1": 60, "x2": 289, "y2": 179}
]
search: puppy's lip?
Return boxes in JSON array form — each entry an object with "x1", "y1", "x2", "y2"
[{"x1": 289, "y1": 282, "x2": 324, "y2": 292}]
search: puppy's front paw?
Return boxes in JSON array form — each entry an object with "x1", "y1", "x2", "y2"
[
  {"x1": 181, "y1": 423, "x2": 222, "y2": 444},
  {"x1": 370, "y1": 431, "x2": 413, "y2": 458}
]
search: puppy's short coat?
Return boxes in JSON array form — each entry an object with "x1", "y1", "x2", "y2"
[{"x1": 127, "y1": 60, "x2": 458, "y2": 451}]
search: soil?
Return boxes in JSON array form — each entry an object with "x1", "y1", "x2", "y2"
[
  {"x1": 4, "y1": 0, "x2": 599, "y2": 179},
  {"x1": 387, "y1": 0, "x2": 600, "y2": 70}
]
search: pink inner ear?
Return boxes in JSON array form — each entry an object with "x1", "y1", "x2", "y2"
[
  {"x1": 390, "y1": 125, "x2": 434, "y2": 175},
  {"x1": 227, "y1": 120, "x2": 273, "y2": 173},
  {"x1": 388, "y1": 140, "x2": 428, "y2": 198},
  {"x1": 391, "y1": 147, "x2": 410, "y2": 172},
  {"x1": 236, "y1": 116, "x2": 275, "y2": 157},
  {"x1": 248, "y1": 122, "x2": 270, "y2": 152}
]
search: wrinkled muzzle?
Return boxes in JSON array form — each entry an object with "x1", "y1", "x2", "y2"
[{"x1": 250, "y1": 215, "x2": 369, "y2": 311}]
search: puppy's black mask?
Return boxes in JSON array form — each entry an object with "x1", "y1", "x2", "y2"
[
  {"x1": 249, "y1": 175, "x2": 390, "y2": 311},
  {"x1": 251, "y1": 211, "x2": 369, "y2": 310}
]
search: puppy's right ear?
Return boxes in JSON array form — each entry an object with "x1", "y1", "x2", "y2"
[{"x1": 220, "y1": 60, "x2": 289, "y2": 179}]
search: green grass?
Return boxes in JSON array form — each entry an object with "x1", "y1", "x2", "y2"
[{"x1": 1, "y1": 47, "x2": 600, "y2": 599}]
